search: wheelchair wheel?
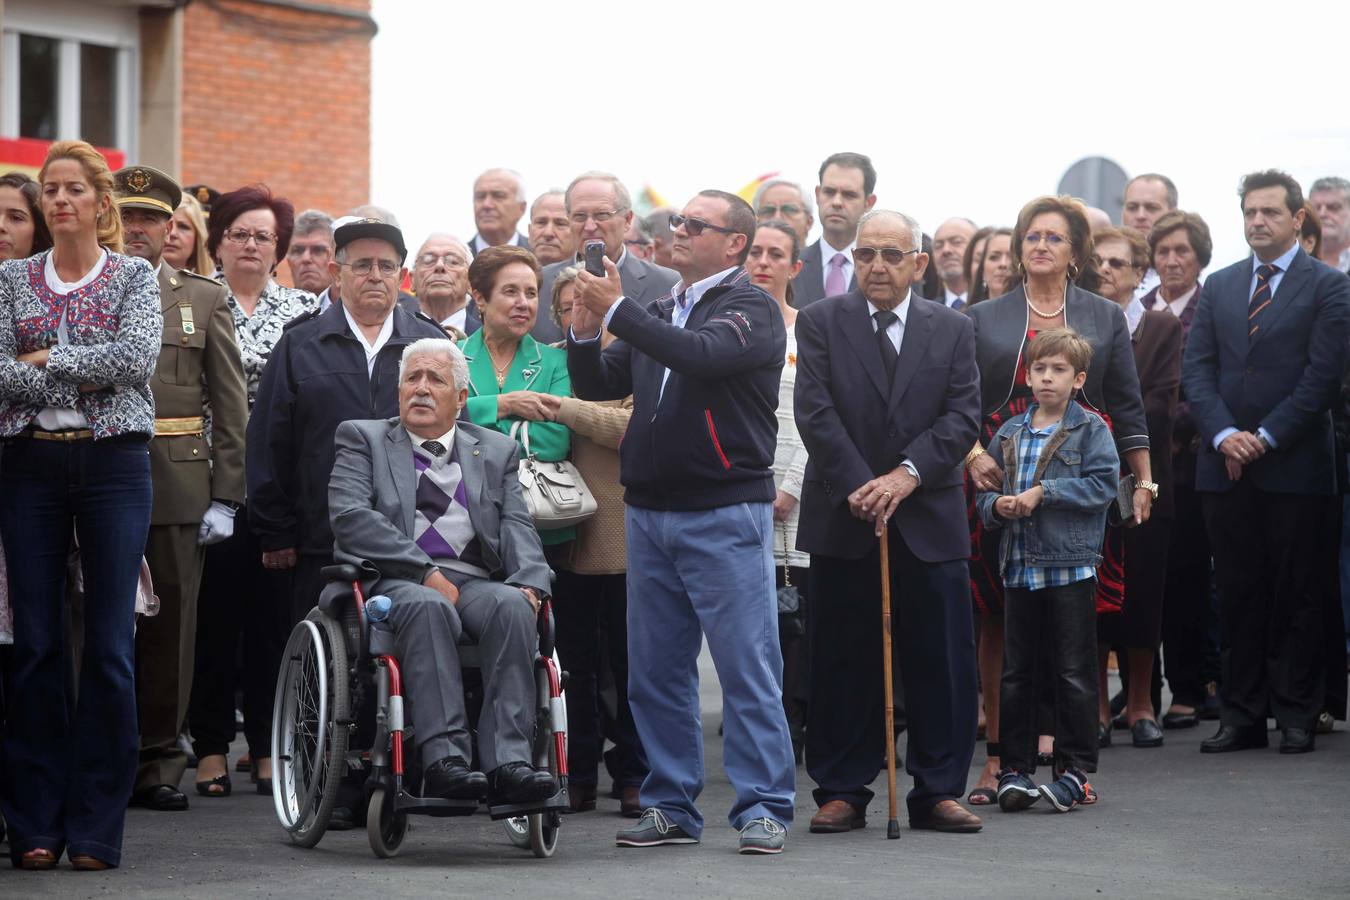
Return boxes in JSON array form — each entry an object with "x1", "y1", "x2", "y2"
[
  {"x1": 272, "y1": 609, "x2": 350, "y2": 847},
  {"x1": 503, "y1": 816, "x2": 531, "y2": 848},
  {"x1": 527, "y1": 659, "x2": 562, "y2": 859},
  {"x1": 366, "y1": 785, "x2": 409, "y2": 858}
]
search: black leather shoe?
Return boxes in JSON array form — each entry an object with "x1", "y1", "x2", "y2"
[
  {"x1": 1279, "y1": 727, "x2": 1315, "y2": 754},
  {"x1": 129, "y1": 784, "x2": 189, "y2": 811},
  {"x1": 328, "y1": 806, "x2": 356, "y2": 831},
  {"x1": 1199, "y1": 725, "x2": 1268, "y2": 753},
  {"x1": 1097, "y1": 721, "x2": 1112, "y2": 748},
  {"x1": 1111, "y1": 710, "x2": 1129, "y2": 731},
  {"x1": 1161, "y1": 708, "x2": 1200, "y2": 729},
  {"x1": 1131, "y1": 718, "x2": 1164, "y2": 748},
  {"x1": 423, "y1": 756, "x2": 488, "y2": 800},
  {"x1": 488, "y1": 762, "x2": 557, "y2": 805}
]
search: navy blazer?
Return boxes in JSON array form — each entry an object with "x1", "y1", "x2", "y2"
[
  {"x1": 793, "y1": 239, "x2": 858, "y2": 308},
  {"x1": 794, "y1": 291, "x2": 981, "y2": 562},
  {"x1": 1180, "y1": 247, "x2": 1350, "y2": 495}
]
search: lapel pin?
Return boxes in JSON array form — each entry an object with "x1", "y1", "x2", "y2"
[
  {"x1": 522, "y1": 369, "x2": 535, "y2": 378},
  {"x1": 472, "y1": 449, "x2": 481, "y2": 456}
]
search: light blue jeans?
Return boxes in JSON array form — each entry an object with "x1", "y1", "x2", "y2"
[{"x1": 624, "y1": 502, "x2": 796, "y2": 838}]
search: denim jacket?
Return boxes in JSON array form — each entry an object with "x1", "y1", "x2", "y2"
[{"x1": 976, "y1": 401, "x2": 1120, "y2": 572}]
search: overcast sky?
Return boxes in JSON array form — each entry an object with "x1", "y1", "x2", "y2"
[{"x1": 371, "y1": 0, "x2": 1350, "y2": 271}]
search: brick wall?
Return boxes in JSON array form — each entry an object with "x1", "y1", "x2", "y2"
[{"x1": 180, "y1": 0, "x2": 371, "y2": 218}]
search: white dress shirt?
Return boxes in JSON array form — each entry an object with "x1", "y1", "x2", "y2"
[
  {"x1": 343, "y1": 306, "x2": 394, "y2": 375},
  {"x1": 1157, "y1": 283, "x2": 1198, "y2": 318}
]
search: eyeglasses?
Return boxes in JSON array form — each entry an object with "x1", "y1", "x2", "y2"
[
  {"x1": 569, "y1": 208, "x2": 627, "y2": 225},
  {"x1": 853, "y1": 246, "x2": 919, "y2": 265},
  {"x1": 757, "y1": 203, "x2": 804, "y2": 218},
  {"x1": 416, "y1": 251, "x2": 467, "y2": 269},
  {"x1": 224, "y1": 228, "x2": 277, "y2": 247},
  {"x1": 669, "y1": 214, "x2": 737, "y2": 237},
  {"x1": 1090, "y1": 254, "x2": 1135, "y2": 271},
  {"x1": 624, "y1": 238, "x2": 652, "y2": 248},
  {"x1": 1023, "y1": 231, "x2": 1070, "y2": 247},
  {"x1": 339, "y1": 258, "x2": 400, "y2": 277}
]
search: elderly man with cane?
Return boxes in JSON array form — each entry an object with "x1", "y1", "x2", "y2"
[{"x1": 794, "y1": 209, "x2": 983, "y2": 836}]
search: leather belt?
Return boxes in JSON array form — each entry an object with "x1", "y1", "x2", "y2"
[
  {"x1": 154, "y1": 416, "x2": 205, "y2": 437},
  {"x1": 21, "y1": 427, "x2": 94, "y2": 442}
]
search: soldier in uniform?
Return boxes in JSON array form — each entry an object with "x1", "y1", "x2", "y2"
[{"x1": 114, "y1": 166, "x2": 249, "y2": 811}]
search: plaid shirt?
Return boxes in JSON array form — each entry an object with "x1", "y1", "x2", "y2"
[{"x1": 1003, "y1": 408, "x2": 1096, "y2": 590}]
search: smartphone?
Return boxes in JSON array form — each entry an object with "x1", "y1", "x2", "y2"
[{"x1": 584, "y1": 240, "x2": 606, "y2": 277}]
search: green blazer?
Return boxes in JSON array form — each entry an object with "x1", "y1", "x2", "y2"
[{"x1": 460, "y1": 330, "x2": 574, "y2": 544}]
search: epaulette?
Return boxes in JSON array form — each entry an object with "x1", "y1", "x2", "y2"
[{"x1": 178, "y1": 269, "x2": 223, "y2": 287}]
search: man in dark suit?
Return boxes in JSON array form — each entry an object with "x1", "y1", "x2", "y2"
[
  {"x1": 536, "y1": 171, "x2": 678, "y2": 345},
  {"x1": 468, "y1": 168, "x2": 530, "y2": 256},
  {"x1": 410, "y1": 233, "x2": 481, "y2": 337},
  {"x1": 794, "y1": 209, "x2": 982, "y2": 834},
  {"x1": 793, "y1": 152, "x2": 878, "y2": 308},
  {"x1": 1181, "y1": 169, "x2": 1350, "y2": 755}
]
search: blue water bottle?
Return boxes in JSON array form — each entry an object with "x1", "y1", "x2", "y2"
[{"x1": 365, "y1": 595, "x2": 392, "y2": 623}]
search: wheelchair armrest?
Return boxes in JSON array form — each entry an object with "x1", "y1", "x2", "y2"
[{"x1": 321, "y1": 563, "x2": 363, "y2": 583}]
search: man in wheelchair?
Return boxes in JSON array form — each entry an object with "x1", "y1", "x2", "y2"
[{"x1": 327, "y1": 337, "x2": 557, "y2": 806}]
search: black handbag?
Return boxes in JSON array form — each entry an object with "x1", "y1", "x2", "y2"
[{"x1": 776, "y1": 526, "x2": 804, "y2": 635}]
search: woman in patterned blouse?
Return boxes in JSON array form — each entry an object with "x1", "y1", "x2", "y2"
[
  {"x1": 0, "y1": 140, "x2": 161, "y2": 871},
  {"x1": 189, "y1": 186, "x2": 316, "y2": 802}
]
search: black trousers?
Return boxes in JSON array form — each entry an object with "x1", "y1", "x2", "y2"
[
  {"x1": 806, "y1": 524, "x2": 977, "y2": 820},
  {"x1": 551, "y1": 569, "x2": 648, "y2": 788},
  {"x1": 189, "y1": 509, "x2": 291, "y2": 759},
  {"x1": 1002, "y1": 578, "x2": 1099, "y2": 775},
  {"x1": 1162, "y1": 481, "x2": 1217, "y2": 708},
  {"x1": 1202, "y1": 481, "x2": 1330, "y2": 731}
]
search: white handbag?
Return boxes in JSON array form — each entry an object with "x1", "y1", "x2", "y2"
[{"x1": 508, "y1": 421, "x2": 598, "y2": 529}]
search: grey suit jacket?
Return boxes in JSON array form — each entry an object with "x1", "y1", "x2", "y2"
[
  {"x1": 794, "y1": 239, "x2": 857, "y2": 308},
  {"x1": 329, "y1": 417, "x2": 552, "y2": 596},
  {"x1": 535, "y1": 252, "x2": 680, "y2": 344}
]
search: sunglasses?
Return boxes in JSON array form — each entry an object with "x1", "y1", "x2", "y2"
[
  {"x1": 669, "y1": 214, "x2": 737, "y2": 237},
  {"x1": 853, "y1": 246, "x2": 920, "y2": 265},
  {"x1": 1090, "y1": 254, "x2": 1136, "y2": 271}
]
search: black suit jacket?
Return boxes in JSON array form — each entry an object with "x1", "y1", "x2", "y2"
[
  {"x1": 794, "y1": 239, "x2": 857, "y2": 308},
  {"x1": 1181, "y1": 247, "x2": 1350, "y2": 495},
  {"x1": 794, "y1": 291, "x2": 981, "y2": 562}
]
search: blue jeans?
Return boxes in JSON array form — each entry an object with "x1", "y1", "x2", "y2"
[
  {"x1": 0, "y1": 436, "x2": 151, "y2": 867},
  {"x1": 624, "y1": 502, "x2": 795, "y2": 838}
]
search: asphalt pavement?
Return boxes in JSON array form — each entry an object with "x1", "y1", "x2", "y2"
[{"x1": 4, "y1": 651, "x2": 1348, "y2": 899}]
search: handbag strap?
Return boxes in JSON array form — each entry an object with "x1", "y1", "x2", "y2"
[
  {"x1": 508, "y1": 420, "x2": 533, "y2": 456},
  {"x1": 779, "y1": 522, "x2": 791, "y2": 587}
]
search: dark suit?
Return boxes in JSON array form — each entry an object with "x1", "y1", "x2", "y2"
[
  {"x1": 536, "y1": 251, "x2": 678, "y2": 345},
  {"x1": 794, "y1": 290, "x2": 981, "y2": 819},
  {"x1": 469, "y1": 232, "x2": 529, "y2": 257},
  {"x1": 794, "y1": 239, "x2": 857, "y2": 308},
  {"x1": 1181, "y1": 246, "x2": 1350, "y2": 731}
]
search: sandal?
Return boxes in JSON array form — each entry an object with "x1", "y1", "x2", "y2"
[
  {"x1": 20, "y1": 848, "x2": 58, "y2": 870},
  {"x1": 252, "y1": 757, "x2": 273, "y2": 795},
  {"x1": 196, "y1": 773, "x2": 232, "y2": 797},
  {"x1": 968, "y1": 741, "x2": 1000, "y2": 805},
  {"x1": 70, "y1": 854, "x2": 112, "y2": 871}
]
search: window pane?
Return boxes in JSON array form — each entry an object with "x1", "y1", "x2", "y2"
[
  {"x1": 18, "y1": 34, "x2": 59, "y2": 140},
  {"x1": 80, "y1": 43, "x2": 118, "y2": 148}
]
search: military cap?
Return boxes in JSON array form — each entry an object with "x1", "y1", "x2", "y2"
[
  {"x1": 113, "y1": 166, "x2": 183, "y2": 217},
  {"x1": 184, "y1": 184, "x2": 221, "y2": 212},
  {"x1": 333, "y1": 214, "x2": 409, "y2": 264}
]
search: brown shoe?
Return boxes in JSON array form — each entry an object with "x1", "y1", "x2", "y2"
[
  {"x1": 809, "y1": 799, "x2": 866, "y2": 833},
  {"x1": 567, "y1": 783, "x2": 597, "y2": 813},
  {"x1": 619, "y1": 785, "x2": 642, "y2": 818},
  {"x1": 70, "y1": 854, "x2": 113, "y2": 871},
  {"x1": 909, "y1": 799, "x2": 982, "y2": 833}
]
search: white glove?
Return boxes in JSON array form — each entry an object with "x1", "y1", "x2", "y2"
[{"x1": 198, "y1": 501, "x2": 237, "y2": 546}]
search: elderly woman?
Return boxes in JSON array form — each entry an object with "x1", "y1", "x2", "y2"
[
  {"x1": 162, "y1": 192, "x2": 213, "y2": 277},
  {"x1": 190, "y1": 186, "x2": 316, "y2": 800},
  {"x1": 0, "y1": 140, "x2": 161, "y2": 870},
  {"x1": 540, "y1": 266, "x2": 648, "y2": 814},
  {"x1": 966, "y1": 227, "x2": 1013, "y2": 307},
  {"x1": 0, "y1": 172, "x2": 53, "y2": 261},
  {"x1": 963, "y1": 196, "x2": 1150, "y2": 801},
  {"x1": 1140, "y1": 210, "x2": 1218, "y2": 730},
  {"x1": 1092, "y1": 226, "x2": 1181, "y2": 748},
  {"x1": 746, "y1": 219, "x2": 811, "y2": 762},
  {"x1": 461, "y1": 245, "x2": 573, "y2": 546}
]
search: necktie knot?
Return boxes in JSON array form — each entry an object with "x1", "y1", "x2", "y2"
[
  {"x1": 421, "y1": 440, "x2": 447, "y2": 457},
  {"x1": 873, "y1": 309, "x2": 898, "y2": 329},
  {"x1": 829, "y1": 253, "x2": 847, "y2": 270},
  {"x1": 1257, "y1": 263, "x2": 1279, "y2": 281}
]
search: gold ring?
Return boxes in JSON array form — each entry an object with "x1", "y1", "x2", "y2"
[{"x1": 882, "y1": 491, "x2": 892, "y2": 498}]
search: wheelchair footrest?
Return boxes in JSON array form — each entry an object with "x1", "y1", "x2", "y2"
[
  {"x1": 394, "y1": 789, "x2": 479, "y2": 818},
  {"x1": 487, "y1": 788, "x2": 569, "y2": 821}
]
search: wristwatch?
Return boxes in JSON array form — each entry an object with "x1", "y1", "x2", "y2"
[{"x1": 1137, "y1": 480, "x2": 1160, "y2": 500}]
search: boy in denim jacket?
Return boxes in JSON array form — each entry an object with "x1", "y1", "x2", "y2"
[{"x1": 976, "y1": 329, "x2": 1119, "y2": 813}]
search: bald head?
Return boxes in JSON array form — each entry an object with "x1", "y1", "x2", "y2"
[{"x1": 1084, "y1": 206, "x2": 1113, "y2": 234}]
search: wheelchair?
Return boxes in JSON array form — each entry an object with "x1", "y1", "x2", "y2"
[{"x1": 270, "y1": 564, "x2": 569, "y2": 858}]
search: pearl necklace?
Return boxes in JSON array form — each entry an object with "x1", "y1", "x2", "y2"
[{"x1": 1026, "y1": 281, "x2": 1067, "y2": 319}]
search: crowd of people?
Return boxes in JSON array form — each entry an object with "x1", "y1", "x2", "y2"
[{"x1": 0, "y1": 139, "x2": 1347, "y2": 868}]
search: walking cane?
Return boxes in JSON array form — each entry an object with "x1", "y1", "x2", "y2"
[{"x1": 880, "y1": 523, "x2": 901, "y2": 840}]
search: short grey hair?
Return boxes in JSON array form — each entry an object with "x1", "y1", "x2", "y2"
[
  {"x1": 414, "y1": 232, "x2": 471, "y2": 265},
  {"x1": 293, "y1": 209, "x2": 334, "y2": 241},
  {"x1": 857, "y1": 209, "x2": 922, "y2": 250},
  {"x1": 752, "y1": 177, "x2": 815, "y2": 217},
  {"x1": 530, "y1": 189, "x2": 566, "y2": 217},
  {"x1": 399, "y1": 338, "x2": 469, "y2": 392},
  {"x1": 1311, "y1": 176, "x2": 1350, "y2": 201},
  {"x1": 348, "y1": 204, "x2": 402, "y2": 228},
  {"x1": 564, "y1": 170, "x2": 632, "y2": 214},
  {"x1": 477, "y1": 168, "x2": 527, "y2": 202}
]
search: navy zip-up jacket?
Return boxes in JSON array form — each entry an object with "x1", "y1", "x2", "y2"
[{"x1": 567, "y1": 267, "x2": 786, "y2": 511}]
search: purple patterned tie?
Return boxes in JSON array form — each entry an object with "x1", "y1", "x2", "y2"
[{"x1": 825, "y1": 252, "x2": 847, "y2": 297}]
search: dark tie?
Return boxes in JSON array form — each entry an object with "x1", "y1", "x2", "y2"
[
  {"x1": 952, "y1": 298, "x2": 966, "y2": 312},
  {"x1": 1248, "y1": 263, "x2": 1279, "y2": 337},
  {"x1": 873, "y1": 310, "x2": 898, "y2": 383},
  {"x1": 421, "y1": 439, "x2": 447, "y2": 457}
]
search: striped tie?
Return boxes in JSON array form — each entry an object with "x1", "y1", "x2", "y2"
[{"x1": 1248, "y1": 263, "x2": 1279, "y2": 337}]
